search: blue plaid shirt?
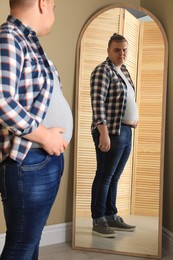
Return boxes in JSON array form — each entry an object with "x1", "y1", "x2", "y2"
[
  {"x1": 90, "y1": 58, "x2": 135, "y2": 135},
  {"x1": 0, "y1": 16, "x2": 59, "y2": 162}
]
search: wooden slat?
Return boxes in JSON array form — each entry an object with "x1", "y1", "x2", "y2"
[{"x1": 131, "y1": 21, "x2": 164, "y2": 216}]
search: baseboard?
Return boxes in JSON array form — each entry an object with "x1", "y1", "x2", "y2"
[
  {"x1": 0, "y1": 222, "x2": 72, "y2": 253},
  {"x1": 162, "y1": 227, "x2": 173, "y2": 255}
]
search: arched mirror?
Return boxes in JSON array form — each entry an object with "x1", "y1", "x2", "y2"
[{"x1": 72, "y1": 4, "x2": 168, "y2": 259}]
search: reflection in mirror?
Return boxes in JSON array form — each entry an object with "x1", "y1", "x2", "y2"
[{"x1": 72, "y1": 4, "x2": 168, "y2": 259}]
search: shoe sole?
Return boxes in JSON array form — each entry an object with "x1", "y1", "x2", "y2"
[
  {"x1": 110, "y1": 227, "x2": 136, "y2": 232},
  {"x1": 92, "y1": 230, "x2": 117, "y2": 238}
]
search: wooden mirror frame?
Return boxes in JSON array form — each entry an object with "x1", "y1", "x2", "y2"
[{"x1": 72, "y1": 4, "x2": 168, "y2": 259}]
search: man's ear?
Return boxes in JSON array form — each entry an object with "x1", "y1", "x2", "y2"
[{"x1": 38, "y1": 0, "x2": 47, "y2": 14}]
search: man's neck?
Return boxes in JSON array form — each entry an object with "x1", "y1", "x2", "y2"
[{"x1": 10, "y1": 9, "x2": 39, "y2": 34}]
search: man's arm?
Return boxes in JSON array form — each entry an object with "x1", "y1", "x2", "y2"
[
  {"x1": 0, "y1": 33, "x2": 39, "y2": 136},
  {"x1": 97, "y1": 124, "x2": 110, "y2": 152},
  {"x1": 90, "y1": 65, "x2": 110, "y2": 127},
  {"x1": 90, "y1": 65, "x2": 111, "y2": 152},
  {"x1": 24, "y1": 124, "x2": 68, "y2": 156},
  {"x1": 0, "y1": 32, "x2": 68, "y2": 155}
]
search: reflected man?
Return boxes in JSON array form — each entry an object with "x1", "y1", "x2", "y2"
[{"x1": 90, "y1": 33, "x2": 138, "y2": 237}]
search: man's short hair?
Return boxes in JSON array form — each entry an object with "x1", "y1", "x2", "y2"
[
  {"x1": 9, "y1": 0, "x2": 36, "y2": 9},
  {"x1": 108, "y1": 33, "x2": 128, "y2": 48}
]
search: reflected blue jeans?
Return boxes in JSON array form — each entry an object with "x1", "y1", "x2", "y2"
[
  {"x1": 91, "y1": 125, "x2": 132, "y2": 219},
  {"x1": 0, "y1": 148, "x2": 64, "y2": 260}
]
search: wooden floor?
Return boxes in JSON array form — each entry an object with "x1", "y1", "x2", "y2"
[
  {"x1": 74, "y1": 215, "x2": 159, "y2": 256},
  {"x1": 39, "y1": 242, "x2": 173, "y2": 260},
  {"x1": 39, "y1": 215, "x2": 173, "y2": 260}
]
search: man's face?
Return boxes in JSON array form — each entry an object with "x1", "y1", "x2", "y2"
[
  {"x1": 107, "y1": 41, "x2": 128, "y2": 67},
  {"x1": 42, "y1": 0, "x2": 56, "y2": 35}
]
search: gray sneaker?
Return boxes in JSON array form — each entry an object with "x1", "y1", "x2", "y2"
[
  {"x1": 107, "y1": 216, "x2": 136, "y2": 232},
  {"x1": 93, "y1": 220, "x2": 116, "y2": 238}
]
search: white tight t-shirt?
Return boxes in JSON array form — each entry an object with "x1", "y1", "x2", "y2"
[
  {"x1": 116, "y1": 67, "x2": 138, "y2": 125},
  {"x1": 32, "y1": 72, "x2": 73, "y2": 148}
]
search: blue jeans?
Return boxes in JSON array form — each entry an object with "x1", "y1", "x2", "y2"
[
  {"x1": 0, "y1": 148, "x2": 64, "y2": 260},
  {"x1": 91, "y1": 125, "x2": 132, "y2": 219}
]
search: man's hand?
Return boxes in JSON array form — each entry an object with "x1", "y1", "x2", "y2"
[
  {"x1": 42, "y1": 127, "x2": 68, "y2": 156},
  {"x1": 24, "y1": 125, "x2": 68, "y2": 155},
  {"x1": 131, "y1": 121, "x2": 138, "y2": 129},
  {"x1": 98, "y1": 133, "x2": 110, "y2": 152},
  {"x1": 97, "y1": 124, "x2": 110, "y2": 152}
]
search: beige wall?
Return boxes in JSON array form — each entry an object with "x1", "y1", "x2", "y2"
[{"x1": 0, "y1": 0, "x2": 173, "y2": 234}]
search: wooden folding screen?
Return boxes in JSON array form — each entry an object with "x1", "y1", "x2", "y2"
[
  {"x1": 75, "y1": 8, "x2": 139, "y2": 216},
  {"x1": 75, "y1": 8, "x2": 164, "y2": 217}
]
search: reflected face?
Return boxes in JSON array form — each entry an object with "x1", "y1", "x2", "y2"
[{"x1": 107, "y1": 41, "x2": 128, "y2": 67}]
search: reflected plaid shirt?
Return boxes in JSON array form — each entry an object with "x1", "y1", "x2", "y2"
[
  {"x1": 0, "y1": 16, "x2": 59, "y2": 162},
  {"x1": 90, "y1": 58, "x2": 135, "y2": 135}
]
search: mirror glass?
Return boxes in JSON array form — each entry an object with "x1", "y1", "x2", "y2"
[{"x1": 72, "y1": 4, "x2": 168, "y2": 258}]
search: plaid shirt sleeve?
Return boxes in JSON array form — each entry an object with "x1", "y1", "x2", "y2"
[
  {"x1": 0, "y1": 31, "x2": 39, "y2": 136},
  {"x1": 90, "y1": 64, "x2": 112, "y2": 126}
]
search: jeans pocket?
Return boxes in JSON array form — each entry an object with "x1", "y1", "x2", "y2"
[
  {"x1": 0, "y1": 165, "x2": 6, "y2": 201},
  {"x1": 21, "y1": 149, "x2": 51, "y2": 171}
]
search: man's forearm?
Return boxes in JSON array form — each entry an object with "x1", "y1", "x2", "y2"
[
  {"x1": 24, "y1": 124, "x2": 51, "y2": 145},
  {"x1": 97, "y1": 124, "x2": 109, "y2": 136}
]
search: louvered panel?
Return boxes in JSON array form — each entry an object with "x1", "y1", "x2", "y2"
[
  {"x1": 123, "y1": 10, "x2": 140, "y2": 87},
  {"x1": 81, "y1": 8, "x2": 124, "y2": 75},
  {"x1": 132, "y1": 21, "x2": 164, "y2": 216},
  {"x1": 75, "y1": 9, "x2": 142, "y2": 217},
  {"x1": 76, "y1": 8, "x2": 130, "y2": 216},
  {"x1": 116, "y1": 10, "x2": 140, "y2": 215}
]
